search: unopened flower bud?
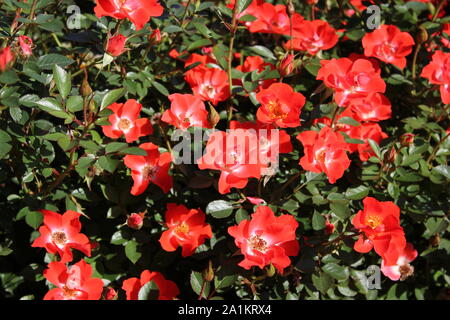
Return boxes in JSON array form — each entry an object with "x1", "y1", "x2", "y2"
[
  {"x1": 400, "y1": 133, "x2": 415, "y2": 147},
  {"x1": 149, "y1": 29, "x2": 161, "y2": 44},
  {"x1": 278, "y1": 54, "x2": 296, "y2": 77},
  {"x1": 416, "y1": 27, "x2": 428, "y2": 44},
  {"x1": 106, "y1": 34, "x2": 127, "y2": 57},
  {"x1": 104, "y1": 287, "x2": 118, "y2": 300},
  {"x1": 127, "y1": 212, "x2": 144, "y2": 230},
  {"x1": 202, "y1": 260, "x2": 214, "y2": 282},
  {"x1": 266, "y1": 263, "x2": 276, "y2": 277}
]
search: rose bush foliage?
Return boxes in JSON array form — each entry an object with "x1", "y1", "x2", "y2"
[{"x1": 0, "y1": 0, "x2": 449, "y2": 300}]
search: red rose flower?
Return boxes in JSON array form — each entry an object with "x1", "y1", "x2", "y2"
[
  {"x1": 101, "y1": 99, "x2": 153, "y2": 143},
  {"x1": 127, "y1": 212, "x2": 145, "y2": 230},
  {"x1": 317, "y1": 57, "x2": 386, "y2": 106},
  {"x1": 31, "y1": 210, "x2": 91, "y2": 263},
  {"x1": 255, "y1": 82, "x2": 305, "y2": 128},
  {"x1": 106, "y1": 34, "x2": 127, "y2": 57},
  {"x1": 296, "y1": 126, "x2": 351, "y2": 184},
  {"x1": 123, "y1": 142, "x2": 173, "y2": 195},
  {"x1": 185, "y1": 66, "x2": 230, "y2": 105},
  {"x1": 278, "y1": 54, "x2": 296, "y2": 77},
  {"x1": 285, "y1": 20, "x2": 339, "y2": 55},
  {"x1": 159, "y1": 203, "x2": 212, "y2": 257},
  {"x1": 346, "y1": 122, "x2": 388, "y2": 161},
  {"x1": 362, "y1": 25, "x2": 415, "y2": 69},
  {"x1": 122, "y1": 270, "x2": 179, "y2": 300},
  {"x1": 184, "y1": 53, "x2": 216, "y2": 71},
  {"x1": 228, "y1": 205, "x2": 299, "y2": 273},
  {"x1": 381, "y1": 242, "x2": 418, "y2": 281},
  {"x1": 0, "y1": 46, "x2": 14, "y2": 72},
  {"x1": 345, "y1": 92, "x2": 392, "y2": 122},
  {"x1": 18, "y1": 35, "x2": 33, "y2": 57},
  {"x1": 43, "y1": 260, "x2": 104, "y2": 300},
  {"x1": 421, "y1": 50, "x2": 450, "y2": 104},
  {"x1": 161, "y1": 93, "x2": 211, "y2": 130},
  {"x1": 352, "y1": 197, "x2": 407, "y2": 266},
  {"x1": 197, "y1": 129, "x2": 267, "y2": 194},
  {"x1": 94, "y1": 0, "x2": 164, "y2": 31}
]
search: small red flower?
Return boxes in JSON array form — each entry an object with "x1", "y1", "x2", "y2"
[
  {"x1": 127, "y1": 212, "x2": 145, "y2": 230},
  {"x1": 122, "y1": 270, "x2": 180, "y2": 300},
  {"x1": 325, "y1": 220, "x2": 335, "y2": 235},
  {"x1": 18, "y1": 35, "x2": 33, "y2": 57},
  {"x1": 256, "y1": 82, "x2": 305, "y2": 128},
  {"x1": 381, "y1": 243, "x2": 418, "y2": 281},
  {"x1": 150, "y1": 28, "x2": 161, "y2": 43},
  {"x1": 285, "y1": 20, "x2": 339, "y2": 55},
  {"x1": 235, "y1": 56, "x2": 276, "y2": 90},
  {"x1": 296, "y1": 126, "x2": 351, "y2": 184},
  {"x1": 0, "y1": 46, "x2": 14, "y2": 72},
  {"x1": 197, "y1": 129, "x2": 267, "y2": 194},
  {"x1": 102, "y1": 99, "x2": 153, "y2": 143},
  {"x1": 346, "y1": 122, "x2": 388, "y2": 161},
  {"x1": 362, "y1": 25, "x2": 415, "y2": 69},
  {"x1": 421, "y1": 50, "x2": 450, "y2": 104},
  {"x1": 352, "y1": 197, "x2": 407, "y2": 266},
  {"x1": 31, "y1": 210, "x2": 91, "y2": 263},
  {"x1": 228, "y1": 205, "x2": 299, "y2": 273},
  {"x1": 104, "y1": 287, "x2": 118, "y2": 300},
  {"x1": 159, "y1": 203, "x2": 212, "y2": 257},
  {"x1": 123, "y1": 142, "x2": 173, "y2": 195},
  {"x1": 184, "y1": 53, "x2": 216, "y2": 71},
  {"x1": 345, "y1": 92, "x2": 392, "y2": 122},
  {"x1": 185, "y1": 66, "x2": 230, "y2": 105},
  {"x1": 400, "y1": 133, "x2": 415, "y2": 147},
  {"x1": 106, "y1": 34, "x2": 127, "y2": 57},
  {"x1": 161, "y1": 93, "x2": 211, "y2": 130},
  {"x1": 278, "y1": 54, "x2": 296, "y2": 77},
  {"x1": 317, "y1": 57, "x2": 386, "y2": 106},
  {"x1": 94, "y1": 0, "x2": 164, "y2": 31},
  {"x1": 43, "y1": 260, "x2": 104, "y2": 300}
]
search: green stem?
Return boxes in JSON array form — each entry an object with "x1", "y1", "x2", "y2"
[{"x1": 226, "y1": 4, "x2": 238, "y2": 122}]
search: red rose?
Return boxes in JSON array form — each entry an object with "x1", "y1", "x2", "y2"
[
  {"x1": 197, "y1": 129, "x2": 267, "y2": 194},
  {"x1": 381, "y1": 242, "x2": 418, "y2": 281},
  {"x1": 18, "y1": 35, "x2": 33, "y2": 57},
  {"x1": 362, "y1": 25, "x2": 415, "y2": 69},
  {"x1": 228, "y1": 205, "x2": 299, "y2": 274},
  {"x1": 235, "y1": 56, "x2": 276, "y2": 91},
  {"x1": 122, "y1": 270, "x2": 179, "y2": 300},
  {"x1": 159, "y1": 203, "x2": 212, "y2": 257},
  {"x1": 317, "y1": 57, "x2": 386, "y2": 106},
  {"x1": 127, "y1": 212, "x2": 145, "y2": 230},
  {"x1": 345, "y1": 92, "x2": 392, "y2": 122},
  {"x1": 0, "y1": 46, "x2": 14, "y2": 72},
  {"x1": 352, "y1": 197, "x2": 407, "y2": 266},
  {"x1": 94, "y1": 0, "x2": 164, "y2": 31},
  {"x1": 123, "y1": 142, "x2": 173, "y2": 195},
  {"x1": 102, "y1": 99, "x2": 153, "y2": 143},
  {"x1": 256, "y1": 82, "x2": 305, "y2": 128},
  {"x1": 161, "y1": 93, "x2": 211, "y2": 130},
  {"x1": 421, "y1": 50, "x2": 450, "y2": 104},
  {"x1": 43, "y1": 260, "x2": 104, "y2": 300},
  {"x1": 285, "y1": 20, "x2": 339, "y2": 55},
  {"x1": 185, "y1": 66, "x2": 230, "y2": 105},
  {"x1": 296, "y1": 126, "x2": 351, "y2": 184},
  {"x1": 31, "y1": 210, "x2": 91, "y2": 263},
  {"x1": 106, "y1": 34, "x2": 127, "y2": 57},
  {"x1": 346, "y1": 122, "x2": 388, "y2": 161}
]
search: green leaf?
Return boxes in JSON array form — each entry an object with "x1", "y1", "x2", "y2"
[
  {"x1": 25, "y1": 211, "x2": 43, "y2": 229},
  {"x1": 214, "y1": 274, "x2": 238, "y2": 290},
  {"x1": 432, "y1": 165, "x2": 450, "y2": 180},
  {"x1": 248, "y1": 45, "x2": 276, "y2": 60},
  {"x1": 52, "y1": 64, "x2": 71, "y2": 99},
  {"x1": 312, "y1": 211, "x2": 325, "y2": 230},
  {"x1": 312, "y1": 272, "x2": 332, "y2": 294},
  {"x1": 98, "y1": 155, "x2": 119, "y2": 173},
  {"x1": 206, "y1": 200, "x2": 233, "y2": 219},
  {"x1": 345, "y1": 186, "x2": 369, "y2": 200},
  {"x1": 35, "y1": 97, "x2": 63, "y2": 113},
  {"x1": 66, "y1": 96, "x2": 83, "y2": 112},
  {"x1": 337, "y1": 117, "x2": 360, "y2": 127},
  {"x1": 322, "y1": 263, "x2": 349, "y2": 281},
  {"x1": 138, "y1": 280, "x2": 159, "y2": 300},
  {"x1": 37, "y1": 54, "x2": 74, "y2": 70},
  {"x1": 121, "y1": 147, "x2": 148, "y2": 156},
  {"x1": 190, "y1": 271, "x2": 210, "y2": 298},
  {"x1": 367, "y1": 139, "x2": 381, "y2": 159},
  {"x1": 124, "y1": 240, "x2": 141, "y2": 264},
  {"x1": 330, "y1": 202, "x2": 351, "y2": 220},
  {"x1": 100, "y1": 88, "x2": 126, "y2": 110},
  {"x1": 236, "y1": 0, "x2": 253, "y2": 13}
]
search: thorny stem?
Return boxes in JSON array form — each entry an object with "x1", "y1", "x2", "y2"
[
  {"x1": 426, "y1": 133, "x2": 450, "y2": 166},
  {"x1": 24, "y1": 0, "x2": 39, "y2": 34},
  {"x1": 411, "y1": 43, "x2": 421, "y2": 80}
]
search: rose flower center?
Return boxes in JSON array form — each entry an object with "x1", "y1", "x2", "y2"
[
  {"x1": 365, "y1": 215, "x2": 382, "y2": 229},
  {"x1": 399, "y1": 263, "x2": 414, "y2": 281},
  {"x1": 51, "y1": 231, "x2": 67, "y2": 246},
  {"x1": 174, "y1": 222, "x2": 189, "y2": 235},
  {"x1": 118, "y1": 118, "x2": 131, "y2": 131},
  {"x1": 248, "y1": 235, "x2": 267, "y2": 252},
  {"x1": 142, "y1": 164, "x2": 156, "y2": 179},
  {"x1": 267, "y1": 100, "x2": 288, "y2": 120}
]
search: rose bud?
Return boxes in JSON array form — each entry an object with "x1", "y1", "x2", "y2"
[
  {"x1": 400, "y1": 133, "x2": 415, "y2": 147},
  {"x1": 106, "y1": 34, "x2": 127, "y2": 57},
  {"x1": 149, "y1": 29, "x2": 161, "y2": 44},
  {"x1": 0, "y1": 46, "x2": 15, "y2": 72},
  {"x1": 325, "y1": 220, "x2": 335, "y2": 235},
  {"x1": 202, "y1": 260, "x2": 214, "y2": 282},
  {"x1": 18, "y1": 35, "x2": 33, "y2": 57},
  {"x1": 127, "y1": 212, "x2": 145, "y2": 230},
  {"x1": 278, "y1": 54, "x2": 296, "y2": 77},
  {"x1": 104, "y1": 287, "x2": 118, "y2": 300}
]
